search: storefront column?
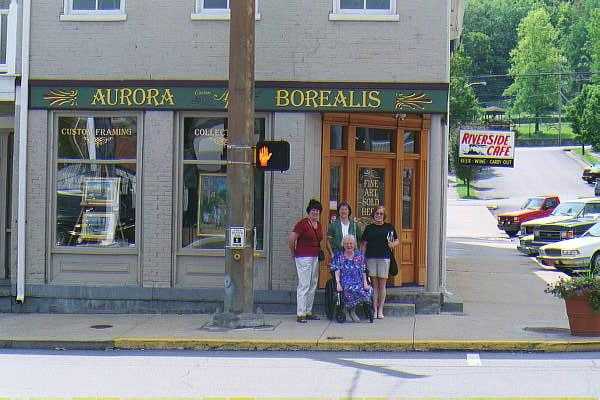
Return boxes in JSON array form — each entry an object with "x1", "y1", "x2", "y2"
[
  {"x1": 426, "y1": 114, "x2": 447, "y2": 293},
  {"x1": 141, "y1": 111, "x2": 174, "y2": 288}
]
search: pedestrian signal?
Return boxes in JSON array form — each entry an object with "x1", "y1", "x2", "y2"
[{"x1": 255, "y1": 141, "x2": 290, "y2": 171}]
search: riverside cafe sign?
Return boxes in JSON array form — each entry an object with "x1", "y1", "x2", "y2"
[{"x1": 459, "y1": 129, "x2": 515, "y2": 168}]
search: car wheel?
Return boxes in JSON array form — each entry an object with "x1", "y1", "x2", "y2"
[{"x1": 591, "y1": 253, "x2": 600, "y2": 275}]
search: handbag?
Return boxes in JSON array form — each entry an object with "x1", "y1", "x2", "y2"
[
  {"x1": 306, "y1": 219, "x2": 325, "y2": 262},
  {"x1": 388, "y1": 254, "x2": 398, "y2": 277},
  {"x1": 318, "y1": 249, "x2": 325, "y2": 262},
  {"x1": 387, "y1": 231, "x2": 398, "y2": 277}
]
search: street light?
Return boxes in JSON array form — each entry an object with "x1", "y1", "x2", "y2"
[{"x1": 467, "y1": 81, "x2": 487, "y2": 87}]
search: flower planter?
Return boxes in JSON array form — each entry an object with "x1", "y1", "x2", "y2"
[{"x1": 565, "y1": 295, "x2": 600, "y2": 336}]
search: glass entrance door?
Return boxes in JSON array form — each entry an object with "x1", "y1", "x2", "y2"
[
  {"x1": 399, "y1": 160, "x2": 417, "y2": 283},
  {"x1": 355, "y1": 161, "x2": 392, "y2": 228}
]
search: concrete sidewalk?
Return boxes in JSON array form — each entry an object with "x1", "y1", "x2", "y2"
[
  {"x1": 0, "y1": 184, "x2": 595, "y2": 353},
  {"x1": 0, "y1": 309, "x2": 597, "y2": 352}
]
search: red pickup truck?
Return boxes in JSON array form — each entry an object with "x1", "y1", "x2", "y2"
[{"x1": 497, "y1": 196, "x2": 560, "y2": 237}]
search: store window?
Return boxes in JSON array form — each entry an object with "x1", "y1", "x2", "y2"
[
  {"x1": 181, "y1": 116, "x2": 266, "y2": 250},
  {"x1": 65, "y1": 0, "x2": 124, "y2": 13},
  {"x1": 55, "y1": 115, "x2": 138, "y2": 248},
  {"x1": 193, "y1": 0, "x2": 260, "y2": 19},
  {"x1": 331, "y1": 0, "x2": 397, "y2": 17}
]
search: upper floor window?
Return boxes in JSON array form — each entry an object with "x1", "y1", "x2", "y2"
[
  {"x1": 62, "y1": 0, "x2": 126, "y2": 21},
  {"x1": 330, "y1": 0, "x2": 398, "y2": 20},
  {"x1": 193, "y1": 0, "x2": 260, "y2": 20}
]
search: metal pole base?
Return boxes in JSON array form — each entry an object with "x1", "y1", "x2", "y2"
[{"x1": 212, "y1": 311, "x2": 266, "y2": 329}]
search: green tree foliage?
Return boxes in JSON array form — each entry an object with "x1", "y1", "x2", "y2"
[
  {"x1": 462, "y1": 32, "x2": 493, "y2": 76},
  {"x1": 556, "y1": 2, "x2": 590, "y2": 75},
  {"x1": 449, "y1": 49, "x2": 480, "y2": 128},
  {"x1": 463, "y1": 0, "x2": 538, "y2": 75},
  {"x1": 449, "y1": 49, "x2": 481, "y2": 195},
  {"x1": 449, "y1": 129, "x2": 480, "y2": 198},
  {"x1": 588, "y1": 9, "x2": 600, "y2": 81},
  {"x1": 567, "y1": 84, "x2": 600, "y2": 152},
  {"x1": 566, "y1": 84, "x2": 592, "y2": 152},
  {"x1": 504, "y1": 8, "x2": 564, "y2": 134},
  {"x1": 581, "y1": 85, "x2": 600, "y2": 148}
]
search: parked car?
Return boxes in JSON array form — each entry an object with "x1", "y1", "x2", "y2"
[
  {"x1": 582, "y1": 163, "x2": 600, "y2": 183},
  {"x1": 595, "y1": 180, "x2": 600, "y2": 197},
  {"x1": 537, "y1": 221, "x2": 600, "y2": 270},
  {"x1": 517, "y1": 198, "x2": 600, "y2": 255},
  {"x1": 497, "y1": 195, "x2": 559, "y2": 237}
]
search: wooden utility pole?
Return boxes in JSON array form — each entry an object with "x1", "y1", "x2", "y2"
[{"x1": 224, "y1": 0, "x2": 256, "y2": 316}]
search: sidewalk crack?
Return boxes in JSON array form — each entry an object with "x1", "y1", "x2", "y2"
[{"x1": 316, "y1": 319, "x2": 333, "y2": 346}]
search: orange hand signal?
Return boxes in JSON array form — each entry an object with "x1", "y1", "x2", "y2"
[{"x1": 258, "y1": 146, "x2": 272, "y2": 167}]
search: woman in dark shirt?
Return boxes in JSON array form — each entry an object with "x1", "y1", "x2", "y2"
[
  {"x1": 288, "y1": 199, "x2": 324, "y2": 323},
  {"x1": 361, "y1": 205, "x2": 399, "y2": 319}
]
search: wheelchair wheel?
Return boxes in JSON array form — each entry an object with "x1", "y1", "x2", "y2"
[
  {"x1": 335, "y1": 307, "x2": 346, "y2": 323},
  {"x1": 325, "y1": 279, "x2": 336, "y2": 321},
  {"x1": 363, "y1": 302, "x2": 374, "y2": 323}
]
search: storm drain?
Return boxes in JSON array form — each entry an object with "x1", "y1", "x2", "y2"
[{"x1": 90, "y1": 324, "x2": 114, "y2": 329}]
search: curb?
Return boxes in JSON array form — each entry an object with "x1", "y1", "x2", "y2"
[{"x1": 3, "y1": 338, "x2": 600, "y2": 352}]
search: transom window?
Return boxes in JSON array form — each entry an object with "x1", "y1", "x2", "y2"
[
  {"x1": 334, "y1": 0, "x2": 394, "y2": 14},
  {"x1": 65, "y1": 0, "x2": 124, "y2": 14}
]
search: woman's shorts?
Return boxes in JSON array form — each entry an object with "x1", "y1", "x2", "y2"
[{"x1": 366, "y1": 258, "x2": 390, "y2": 278}]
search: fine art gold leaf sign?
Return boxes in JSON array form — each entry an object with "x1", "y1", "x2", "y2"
[
  {"x1": 43, "y1": 89, "x2": 79, "y2": 107},
  {"x1": 394, "y1": 92, "x2": 432, "y2": 111}
]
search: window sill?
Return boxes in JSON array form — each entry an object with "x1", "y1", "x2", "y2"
[
  {"x1": 328, "y1": 13, "x2": 399, "y2": 21},
  {"x1": 190, "y1": 12, "x2": 261, "y2": 21},
  {"x1": 60, "y1": 14, "x2": 127, "y2": 22}
]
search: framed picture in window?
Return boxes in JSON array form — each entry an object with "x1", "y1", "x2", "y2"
[
  {"x1": 80, "y1": 211, "x2": 117, "y2": 242},
  {"x1": 82, "y1": 177, "x2": 121, "y2": 207},
  {"x1": 196, "y1": 173, "x2": 227, "y2": 238}
]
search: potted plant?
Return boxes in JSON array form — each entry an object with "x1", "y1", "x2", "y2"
[{"x1": 545, "y1": 269, "x2": 600, "y2": 336}]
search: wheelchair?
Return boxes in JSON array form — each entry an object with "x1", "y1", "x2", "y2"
[{"x1": 324, "y1": 269, "x2": 374, "y2": 323}]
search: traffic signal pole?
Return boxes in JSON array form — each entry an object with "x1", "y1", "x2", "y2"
[{"x1": 213, "y1": 0, "x2": 262, "y2": 327}]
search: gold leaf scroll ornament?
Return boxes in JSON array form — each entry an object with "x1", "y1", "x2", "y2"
[
  {"x1": 43, "y1": 89, "x2": 79, "y2": 107},
  {"x1": 394, "y1": 93, "x2": 432, "y2": 111}
]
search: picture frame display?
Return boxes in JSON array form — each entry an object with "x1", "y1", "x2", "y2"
[
  {"x1": 80, "y1": 211, "x2": 117, "y2": 242},
  {"x1": 82, "y1": 177, "x2": 121, "y2": 207},
  {"x1": 196, "y1": 173, "x2": 227, "y2": 238}
]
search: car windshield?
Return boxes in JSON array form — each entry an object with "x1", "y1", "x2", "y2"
[
  {"x1": 522, "y1": 198, "x2": 545, "y2": 210},
  {"x1": 585, "y1": 222, "x2": 600, "y2": 237},
  {"x1": 582, "y1": 203, "x2": 600, "y2": 218},
  {"x1": 551, "y1": 202, "x2": 584, "y2": 216}
]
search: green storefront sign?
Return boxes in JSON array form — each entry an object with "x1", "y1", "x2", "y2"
[{"x1": 30, "y1": 84, "x2": 448, "y2": 113}]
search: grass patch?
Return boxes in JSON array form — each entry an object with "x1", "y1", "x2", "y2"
[
  {"x1": 572, "y1": 147, "x2": 600, "y2": 166},
  {"x1": 455, "y1": 178, "x2": 479, "y2": 199},
  {"x1": 515, "y1": 123, "x2": 575, "y2": 140}
]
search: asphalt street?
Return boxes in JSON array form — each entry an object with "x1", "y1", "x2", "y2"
[
  {"x1": 475, "y1": 147, "x2": 594, "y2": 214},
  {"x1": 0, "y1": 349, "x2": 599, "y2": 397}
]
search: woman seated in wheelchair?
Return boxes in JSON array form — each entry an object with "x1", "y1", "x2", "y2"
[{"x1": 330, "y1": 234, "x2": 373, "y2": 322}]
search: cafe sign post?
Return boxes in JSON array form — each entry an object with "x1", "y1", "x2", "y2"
[{"x1": 458, "y1": 129, "x2": 515, "y2": 168}]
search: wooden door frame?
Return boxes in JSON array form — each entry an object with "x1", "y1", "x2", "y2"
[{"x1": 320, "y1": 113, "x2": 429, "y2": 287}]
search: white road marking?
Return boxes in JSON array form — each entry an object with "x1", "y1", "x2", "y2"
[{"x1": 466, "y1": 353, "x2": 482, "y2": 366}]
